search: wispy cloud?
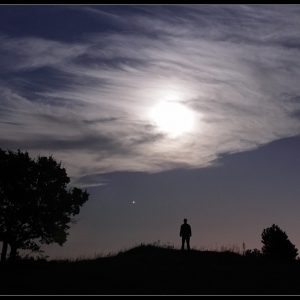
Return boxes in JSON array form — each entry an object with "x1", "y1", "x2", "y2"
[{"x1": 1, "y1": 5, "x2": 300, "y2": 185}]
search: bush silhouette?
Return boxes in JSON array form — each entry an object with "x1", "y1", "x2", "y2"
[
  {"x1": 244, "y1": 248, "x2": 262, "y2": 258},
  {"x1": 261, "y1": 224, "x2": 298, "y2": 261},
  {"x1": 0, "y1": 149, "x2": 89, "y2": 262}
]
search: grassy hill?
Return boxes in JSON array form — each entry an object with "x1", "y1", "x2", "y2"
[{"x1": 1, "y1": 244, "x2": 300, "y2": 295}]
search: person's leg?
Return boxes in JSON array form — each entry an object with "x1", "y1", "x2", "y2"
[
  {"x1": 181, "y1": 237, "x2": 185, "y2": 250},
  {"x1": 187, "y1": 237, "x2": 190, "y2": 250}
]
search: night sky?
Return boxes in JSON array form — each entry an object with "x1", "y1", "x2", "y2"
[{"x1": 1, "y1": 5, "x2": 300, "y2": 259}]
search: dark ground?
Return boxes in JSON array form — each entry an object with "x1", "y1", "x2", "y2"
[{"x1": 1, "y1": 244, "x2": 300, "y2": 295}]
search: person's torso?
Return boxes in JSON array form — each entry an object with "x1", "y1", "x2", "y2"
[{"x1": 181, "y1": 224, "x2": 191, "y2": 236}]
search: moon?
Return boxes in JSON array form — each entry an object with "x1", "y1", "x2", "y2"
[{"x1": 149, "y1": 101, "x2": 195, "y2": 137}]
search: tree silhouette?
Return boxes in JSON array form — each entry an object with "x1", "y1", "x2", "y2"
[
  {"x1": 261, "y1": 224, "x2": 298, "y2": 261},
  {"x1": 0, "y1": 149, "x2": 89, "y2": 262}
]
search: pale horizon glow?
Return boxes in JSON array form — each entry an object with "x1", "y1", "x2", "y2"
[{"x1": 149, "y1": 101, "x2": 196, "y2": 138}]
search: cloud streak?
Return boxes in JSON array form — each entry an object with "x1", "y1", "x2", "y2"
[{"x1": 1, "y1": 5, "x2": 300, "y2": 185}]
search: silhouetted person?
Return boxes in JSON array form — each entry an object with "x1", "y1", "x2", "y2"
[{"x1": 180, "y1": 218, "x2": 192, "y2": 250}]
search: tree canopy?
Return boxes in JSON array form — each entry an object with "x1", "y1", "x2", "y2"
[
  {"x1": 0, "y1": 149, "x2": 89, "y2": 261},
  {"x1": 261, "y1": 224, "x2": 298, "y2": 261}
]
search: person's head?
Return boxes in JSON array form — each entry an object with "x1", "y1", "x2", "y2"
[{"x1": 184, "y1": 218, "x2": 187, "y2": 224}]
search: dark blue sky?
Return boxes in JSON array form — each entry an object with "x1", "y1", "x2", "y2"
[
  {"x1": 1, "y1": 5, "x2": 300, "y2": 258},
  {"x1": 45, "y1": 135, "x2": 300, "y2": 258}
]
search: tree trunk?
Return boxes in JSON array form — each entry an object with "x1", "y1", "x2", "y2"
[
  {"x1": 1, "y1": 241, "x2": 8, "y2": 262},
  {"x1": 9, "y1": 244, "x2": 17, "y2": 261}
]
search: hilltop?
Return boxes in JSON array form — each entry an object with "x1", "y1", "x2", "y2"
[{"x1": 1, "y1": 244, "x2": 300, "y2": 295}]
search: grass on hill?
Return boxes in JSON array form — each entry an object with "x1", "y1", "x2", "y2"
[{"x1": 1, "y1": 243, "x2": 300, "y2": 295}]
